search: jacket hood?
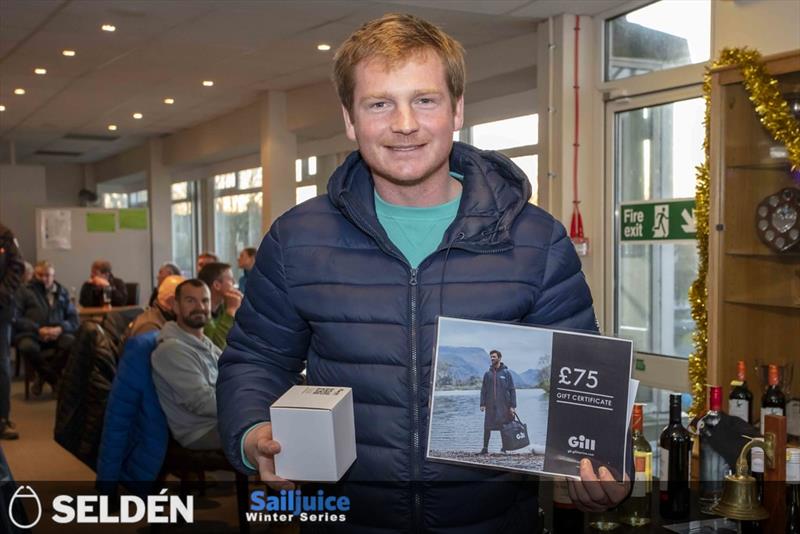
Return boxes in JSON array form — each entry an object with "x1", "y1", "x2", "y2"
[
  {"x1": 489, "y1": 362, "x2": 508, "y2": 372},
  {"x1": 327, "y1": 142, "x2": 532, "y2": 251}
]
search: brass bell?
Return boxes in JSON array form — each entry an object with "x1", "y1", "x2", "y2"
[{"x1": 711, "y1": 434, "x2": 774, "y2": 521}]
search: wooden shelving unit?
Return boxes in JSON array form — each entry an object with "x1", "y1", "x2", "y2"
[{"x1": 707, "y1": 50, "x2": 800, "y2": 417}]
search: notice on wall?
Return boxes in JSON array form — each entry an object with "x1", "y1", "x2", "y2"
[
  {"x1": 41, "y1": 209, "x2": 72, "y2": 249},
  {"x1": 119, "y1": 208, "x2": 148, "y2": 230},
  {"x1": 620, "y1": 198, "x2": 696, "y2": 242},
  {"x1": 427, "y1": 316, "x2": 634, "y2": 480},
  {"x1": 86, "y1": 212, "x2": 116, "y2": 233}
]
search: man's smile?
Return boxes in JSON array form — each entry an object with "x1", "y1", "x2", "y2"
[{"x1": 386, "y1": 143, "x2": 426, "y2": 152}]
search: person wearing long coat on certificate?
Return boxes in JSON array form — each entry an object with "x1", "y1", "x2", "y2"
[{"x1": 479, "y1": 349, "x2": 517, "y2": 453}]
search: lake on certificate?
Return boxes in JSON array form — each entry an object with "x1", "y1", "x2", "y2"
[{"x1": 428, "y1": 388, "x2": 549, "y2": 453}]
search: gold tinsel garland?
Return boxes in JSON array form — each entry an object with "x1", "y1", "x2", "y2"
[{"x1": 688, "y1": 48, "x2": 800, "y2": 418}]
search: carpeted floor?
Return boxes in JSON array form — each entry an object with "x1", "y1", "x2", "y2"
[{"x1": 1, "y1": 357, "x2": 296, "y2": 533}]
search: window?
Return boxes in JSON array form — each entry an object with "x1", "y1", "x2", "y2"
[
  {"x1": 605, "y1": 0, "x2": 711, "y2": 81},
  {"x1": 613, "y1": 97, "x2": 704, "y2": 359},
  {"x1": 296, "y1": 185, "x2": 317, "y2": 205},
  {"x1": 102, "y1": 193, "x2": 128, "y2": 208},
  {"x1": 510, "y1": 155, "x2": 539, "y2": 206},
  {"x1": 171, "y1": 181, "x2": 198, "y2": 276},
  {"x1": 471, "y1": 114, "x2": 538, "y2": 150},
  {"x1": 128, "y1": 189, "x2": 148, "y2": 208},
  {"x1": 462, "y1": 114, "x2": 539, "y2": 205},
  {"x1": 213, "y1": 167, "x2": 263, "y2": 281},
  {"x1": 295, "y1": 156, "x2": 320, "y2": 206}
]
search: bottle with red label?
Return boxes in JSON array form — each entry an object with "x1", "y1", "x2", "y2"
[{"x1": 699, "y1": 385, "x2": 730, "y2": 512}]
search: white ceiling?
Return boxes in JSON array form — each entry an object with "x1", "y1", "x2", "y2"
[{"x1": 0, "y1": 0, "x2": 626, "y2": 165}]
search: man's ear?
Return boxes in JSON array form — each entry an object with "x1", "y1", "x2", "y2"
[
  {"x1": 453, "y1": 95, "x2": 464, "y2": 132},
  {"x1": 342, "y1": 105, "x2": 357, "y2": 142}
]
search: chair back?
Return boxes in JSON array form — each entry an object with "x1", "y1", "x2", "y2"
[{"x1": 125, "y1": 282, "x2": 140, "y2": 306}]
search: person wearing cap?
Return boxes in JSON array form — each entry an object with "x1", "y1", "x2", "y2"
[
  {"x1": 148, "y1": 262, "x2": 181, "y2": 307},
  {"x1": 127, "y1": 274, "x2": 185, "y2": 337}
]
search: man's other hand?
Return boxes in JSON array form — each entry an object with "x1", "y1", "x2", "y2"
[
  {"x1": 244, "y1": 423, "x2": 295, "y2": 491},
  {"x1": 567, "y1": 458, "x2": 630, "y2": 512},
  {"x1": 224, "y1": 289, "x2": 243, "y2": 317}
]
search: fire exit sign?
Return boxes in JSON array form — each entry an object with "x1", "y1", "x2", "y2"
[{"x1": 620, "y1": 199, "x2": 696, "y2": 242}]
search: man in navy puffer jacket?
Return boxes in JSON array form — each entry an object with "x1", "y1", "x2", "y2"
[{"x1": 218, "y1": 13, "x2": 629, "y2": 533}]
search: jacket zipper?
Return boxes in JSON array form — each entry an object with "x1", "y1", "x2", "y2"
[
  {"x1": 409, "y1": 267, "x2": 422, "y2": 531},
  {"x1": 341, "y1": 195, "x2": 516, "y2": 531}
]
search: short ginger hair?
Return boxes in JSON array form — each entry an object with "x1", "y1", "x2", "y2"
[{"x1": 333, "y1": 13, "x2": 466, "y2": 115}]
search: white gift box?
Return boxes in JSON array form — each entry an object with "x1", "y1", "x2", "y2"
[{"x1": 270, "y1": 385, "x2": 356, "y2": 482}]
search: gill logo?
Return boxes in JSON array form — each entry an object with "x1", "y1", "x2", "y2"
[
  {"x1": 568, "y1": 435, "x2": 596, "y2": 451},
  {"x1": 9, "y1": 485, "x2": 42, "y2": 529}
]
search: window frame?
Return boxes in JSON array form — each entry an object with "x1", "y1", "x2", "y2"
[
  {"x1": 597, "y1": 0, "x2": 711, "y2": 88},
  {"x1": 170, "y1": 180, "x2": 200, "y2": 277},
  {"x1": 603, "y1": 84, "x2": 702, "y2": 392}
]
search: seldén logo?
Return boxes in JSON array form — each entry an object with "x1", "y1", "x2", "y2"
[
  {"x1": 247, "y1": 488, "x2": 350, "y2": 523},
  {"x1": 8, "y1": 486, "x2": 42, "y2": 529},
  {"x1": 8, "y1": 486, "x2": 193, "y2": 528},
  {"x1": 568, "y1": 434, "x2": 596, "y2": 452}
]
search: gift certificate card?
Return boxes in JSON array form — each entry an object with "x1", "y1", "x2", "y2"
[{"x1": 427, "y1": 317, "x2": 633, "y2": 480}]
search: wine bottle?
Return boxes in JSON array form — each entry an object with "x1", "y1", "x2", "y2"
[
  {"x1": 751, "y1": 446, "x2": 764, "y2": 502},
  {"x1": 552, "y1": 478, "x2": 584, "y2": 533},
  {"x1": 621, "y1": 404, "x2": 651, "y2": 527},
  {"x1": 788, "y1": 447, "x2": 800, "y2": 534},
  {"x1": 729, "y1": 360, "x2": 753, "y2": 424},
  {"x1": 699, "y1": 385, "x2": 730, "y2": 512},
  {"x1": 659, "y1": 394, "x2": 692, "y2": 520},
  {"x1": 760, "y1": 363, "x2": 786, "y2": 430}
]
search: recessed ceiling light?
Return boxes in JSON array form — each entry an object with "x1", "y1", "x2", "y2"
[
  {"x1": 101, "y1": 24, "x2": 116, "y2": 32},
  {"x1": 132, "y1": 112, "x2": 143, "y2": 119},
  {"x1": 0, "y1": 105, "x2": 5, "y2": 112},
  {"x1": 62, "y1": 50, "x2": 76, "y2": 57},
  {"x1": 163, "y1": 98, "x2": 175, "y2": 105},
  {"x1": 13, "y1": 88, "x2": 25, "y2": 95},
  {"x1": 317, "y1": 44, "x2": 331, "y2": 51},
  {"x1": 108, "y1": 124, "x2": 117, "y2": 131},
  {"x1": 202, "y1": 80, "x2": 214, "y2": 87},
  {"x1": 34, "y1": 68, "x2": 47, "y2": 75}
]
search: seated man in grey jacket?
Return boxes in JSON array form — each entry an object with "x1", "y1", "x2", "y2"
[{"x1": 151, "y1": 278, "x2": 221, "y2": 450}]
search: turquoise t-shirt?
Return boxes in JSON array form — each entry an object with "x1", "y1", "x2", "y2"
[{"x1": 375, "y1": 181, "x2": 461, "y2": 268}]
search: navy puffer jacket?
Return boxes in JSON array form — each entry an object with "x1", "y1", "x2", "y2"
[{"x1": 218, "y1": 142, "x2": 596, "y2": 532}]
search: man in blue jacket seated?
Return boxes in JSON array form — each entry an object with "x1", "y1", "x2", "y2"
[
  {"x1": 217, "y1": 13, "x2": 629, "y2": 532},
  {"x1": 152, "y1": 279, "x2": 221, "y2": 450},
  {"x1": 15, "y1": 260, "x2": 78, "y2": 396}
]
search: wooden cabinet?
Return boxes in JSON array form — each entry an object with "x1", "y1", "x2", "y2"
[{"x1": 707, "y1": 51, "x2": 800, "y2": 419}]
